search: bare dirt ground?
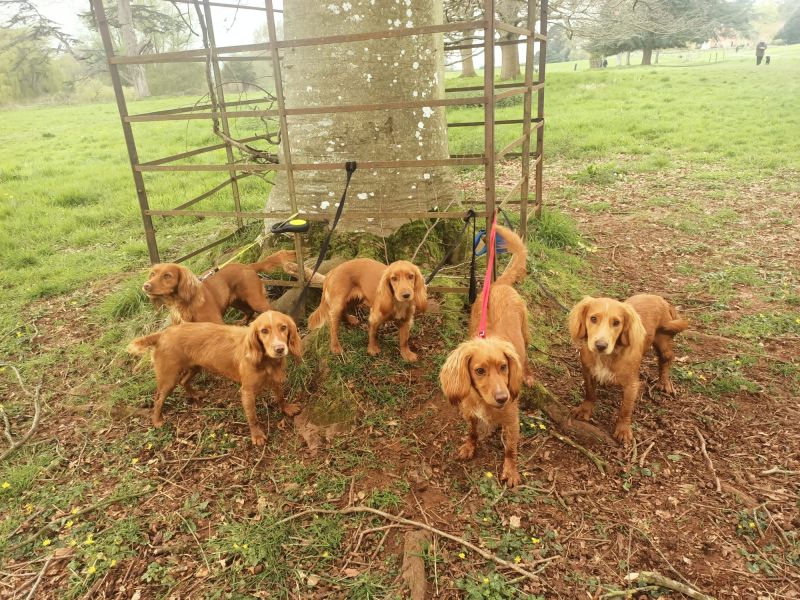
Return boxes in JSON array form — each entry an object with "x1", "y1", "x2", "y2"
[{"x1": 2, "y1": 162, "x2": 799, "y2": 599}]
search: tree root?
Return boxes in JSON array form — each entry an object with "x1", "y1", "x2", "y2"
[
  {"x1": 694, "y1": 426, "x2": 721, "y2": 493},
  {"x1": 623, "y1": 571, "x2": 716, "y2": 600},
  {"x1": 272, "y1": 505, "x2": 559, "y2": 582}
]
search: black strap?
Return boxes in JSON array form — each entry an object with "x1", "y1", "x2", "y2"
[
  {"x1": 292, "y1": 161, "x2": 357, "y2": 315},
  {"x1": 424, "y1": 209, "x2": 475, "y2": 285},
  {"x1": 468, "y1": 213, "x2": 478, "y2": 303}
]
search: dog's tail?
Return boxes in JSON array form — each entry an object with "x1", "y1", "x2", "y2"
[
  {"x1": 127, "y1": 333, "x2": 161, "y2": 355},
  {"x1": 247, "y1": 249, "x2": 297, "y2": 273},
  {"x1": 659, "y1": 305, "x2": 689, "y2": 335},
  {"x1": 494, "y1": 225, "x2": 527, "y2": 287},
  {"x1": 307, "y1": 295, "x2": 328, "y2": 330}
]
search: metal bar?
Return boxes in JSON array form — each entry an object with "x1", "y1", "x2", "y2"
[
  {"x1": 170, "y1": 174, "x2": 252, "y2": 211},
  {"x1": 173, "y1": 229, "x2": 244, "y2": 264},
  {"x1": 130, "y1": 96, "x2": 275, "y2": 118},
  {"x1": 139, "y1": 135, "x2": 266, "y2": 167},
  {"x1": 495, "y1": 132, "x2": 529, "y2": 162},
  {"x1": 494, "y1": 83, "x2": 542, "y2": 102},
  {"x1": 201, "y1": 0, "x2": 243, "y2": 228},
  {"x1": 447, "y1": 38, "x2": 530, "y2": 51},
  {"x1": 445, "y1": 81, "x2": 532, "y2": 93},
  {"x1": 124, "y1": 95, "x2": 486, "y2": 122},
  {"x1": 169, "y1": 0, "x2": 278, "y2": 11},
  {"x1": 535, "y1": 0, "x2": 547, "y2": 218},
  {"x1": 447, "y1": 117, "x2": 542, "y2": 128},
  {"x1": 483, "y1": 2, "x2": 496, "y2": 253},
  {"x1": 109, "y1": 20, "x2": 487, "y2": 65},
  {"x1": 519, "y1": 0, "x2": 536, "y2": 239},
  {"x1": 136, "y1": 157, "x2": 485, "y2": 172},
  {"x1": 265, "y1": 0, "x2": 305, "y2": 294},
  {"x1": 146, "y1": 209, "x2": 480, "y2": 220},
  {"x1": 494, "y1": 19, "x2": 531, "y2": 36},
  {"x1": 91, "y1": 0, "x2": 160, "y2": 263}
]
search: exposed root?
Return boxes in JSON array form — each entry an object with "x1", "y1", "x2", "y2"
[
  {"x1": 0, "y1": 363, "x2": 43, "y2": 464},
  {"x1": 624, "y1": 571, "x2": 716, "y2": 600}
]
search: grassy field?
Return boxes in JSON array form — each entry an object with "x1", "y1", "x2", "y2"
[{"x1": 1, "y1": 45, "x2": 799, "y2": 598}]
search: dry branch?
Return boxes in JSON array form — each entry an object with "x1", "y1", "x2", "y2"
[
  {"x1": 549, "y1": 430, "x2": 607, "y2": 475},
  {"x1": 624, "y1": 571, "x2": 716, "y2": 600},
  {"x1": 0, "y1": 363, "x2": 42, "y2": 463},
  {"x1": 693, "y1": 426, "x2": 721, "y2": 493},
  {"x1": 401, "y1": 530, "x2": 431, "y2": 600},
  {"x1": 271, "y1": 505, "x2": 558, "y2": 582}
]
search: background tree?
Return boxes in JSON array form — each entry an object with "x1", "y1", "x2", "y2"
[
  {"x1": 567, "y1": 0, "x2": 754, "y2": 65},
  {"x1": 0, "y1": 28, "x2": 62, "y2": 101},
  {"x1": 443, "y1": 0, "x2": 482, "y2": 77},
  {"x1": 774, "y1": 5, "x2": 800, "y2": 43}
]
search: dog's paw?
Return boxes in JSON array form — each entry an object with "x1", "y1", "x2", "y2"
[
  {"x1": 613, "y1": 422, "x2": 634, "y2": 445},
  {"x1": 659, "y1": 379, "x2": 676, "y2": 395},
  {"x1": 251, "y1": 429, "x2": 267, "y2": 446},
  {"x1": 345, "y1": 314, "x2": 359, "y2": 326},
  {"x1": 281, "y1": 403, "x2": 302, "y2": 417},
  {"x1": 501, "y1": 464, "x2": 522, "y2": 488},
  {"x1": 151, "y1": 415, "x2": 165, "y2": 428},
  {"x1": 571, "y1": 403, "x2": 594, "y2": 421},
  {"x1": 331, "y1": 343, "x2": 344, "y2": 355},
  {"x1": 367, "y1": 344, "x2": 381, "y2": 356},
  {"x1": 400, "y1": 349, "x2": 418, "y2": 362},
  {"x1": 457, "y1": 442, "x2": 475, "y2": 460}
]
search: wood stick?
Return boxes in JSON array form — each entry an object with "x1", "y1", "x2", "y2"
[
  {"x1": 271, "y1": 505, "x2": 557, "y2": 582},
  {"x1": 624, "y1": 570, "x2": 716, "y2": 600},
  {"x1": 638, "y1": 441, "x2": 655, "y2": 468},
  {"x1": 694, "y1": 426, "x2": 721, "y2": 493},
  {"x1": 0, "y1": 364, "x2": 43, "y2": 463},
  {"x1": 549, "y1": 430, "x2": 607, "y2": 475},
  {"x1": 23, "y1": 553, "x2": 55, "y2": 600}
]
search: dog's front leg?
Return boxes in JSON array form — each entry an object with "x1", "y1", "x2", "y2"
[
  {"x1": 571, "y1": 361, "x2": 597, "y2": 421},
  {"x1": 367, "y1": 312, "x2": 384, "y2": 356},
  {"x1": 270, "y1": 377, "x2": 300, "y2": 417},
  {"x1": 500, "y1": 415, "x2": 521, "y2": 487},
  {"x1": 240, "y1": 384, "x2": 267, "y2": 446},
  {"x1": 397, "y1": 318, "x2": 418, "y2": 362},
  {"x1": 613, "y1": 378, "x2": 640, "y2": 445},
  {"x1": 458, "y1": 417, "x2": 479, "y2": 460}
]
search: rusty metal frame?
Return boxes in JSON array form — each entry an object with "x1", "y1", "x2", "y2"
[{"x1": 91, "y1": 0, "x2": 548, "y2": 293}]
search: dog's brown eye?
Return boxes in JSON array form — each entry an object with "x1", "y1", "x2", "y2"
[
  {"x1": 280, "y1": 325, "x2": 287, "y2": 331},
  {"x1": 590, "y1": 316, "x2": 597, "y2": 323},
  {"x1": 499, "y1": 364, "x2": 508, "y2": 372},
  {"x1": 475, "y1": 367, "x2": 486, "y2": 376},
  {"x1": 260, "y1": 328, "x2": 269, "y2": 334},
  {"x1": 408, "y1": 274, "x2": 414, "y2": 280},
  {"x1": 612, "y1": 319, "x2": 621, "y2": 327},
  {"x1": 163, "y1": 273, "x2": 172, "y2": 279}
]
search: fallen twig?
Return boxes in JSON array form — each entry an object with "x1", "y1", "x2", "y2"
[
  {"x1": 549, "y1": 430, "x2": 607, "y2": 475},
  {"x1": 271, "y1": 505, "x2": 557, "y2": 582},
  {"x1": 9, "y1": 486, "x2": 154, "y2": 551},
  {"x1": 23, "y1": 553, "x2": 56, "y2": 600},
  {"x1": 624, "y1": 571, "x2": 716, "y2": 600},
  {"x1": 0, "y1": 363, "x2": 43, "y2": 463},
  {"x1": 638, "y1": 441, "x2": 655, "y2": 468},
  {"x1": 693, "y1": 426, "x2": 721, "y2": 493},
  {"x1": 600, "y1": 585, "x2": 660, "y2": 599},
  {"x1": 760, "y1": 466, "x2": 799, "y2": 476}
]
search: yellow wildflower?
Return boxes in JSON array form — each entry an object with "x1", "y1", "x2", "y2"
[
  {"x1": 458, "y1": 552, "x2": 466, "y2": 559},
  {"x1": 233, "y1": 543, "x2": 239, "y2": 549},
  {"x1": 42, "y1": 539, "x2": 52, "y2": 547},
  {"x1": 748, "y1": 521, "x2": 756, "y2": 529},
  {"x1": 87, "y1": 565, "x2": 97, "y2": 575},
  {"x1": 322, "y1": 551, "x2": 330, "y2": 558},
  {"x1": 242, "y1": 544, "x2": 249, "y2": 549},
  {"x1": 514, "y1": 555, "x2": 522, "y2": 564},
  {"x1": 146, "y1": 442, "x2": 153, "y2": 450},
  {"x1": 482, "y1": 517, "x2": 489, "y2": 522},
  {"x1": 65, "y1": 520, "x2": 74, "y2": 529},
  {"x1": 485, "y1": 472, "x2": 493, "y2": 479},
  {"x1": 110, "y1": 559, "x2": 117, "y2": 567},
  {"x1": 538, "y1": 423, "x2": 546, "y2": 430},
  {"x1": 69, "y1": 539, "x2": 77, "y2": 547},
  {"x1": 483, "y1": 577, "x2": 490, "y2": 584},
  {"x1": 25, "y1": 503, "x2": 33, "y2": 514},
  {"x1": 84, "y1": 535, "x2": 94, "y2": 546},
  {"x1": 531, "y1": 537, "x2": 541, "y2": 544},
  {"x1": 131, "y1": 457, "x2": 139, "y2": 464},
  {"x1": 1, "y1": 481, "x2": 10, "y2": 489},
  {"x1": 71, "y1": 507, "x2": 79, "y2": 515}
]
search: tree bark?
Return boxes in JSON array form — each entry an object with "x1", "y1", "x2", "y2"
[
  {"x1": 499, "y1": 40, "x2": 521, "y2": 79},
  {"x1": 268, "y1": 0, "x2": 454, "y2": 236},
  {"x1": 116, "y1": 0, "x2": 150, "y2": 98},
  {"x1": 641, "y1": 45, "x2": 653, "y2": 65},
  {"x1": 459, "y1": 31, "x2": 477, "y2": 77},
  {"x1": 626, "y1": 51, "x2": 631, "y2": 66}
]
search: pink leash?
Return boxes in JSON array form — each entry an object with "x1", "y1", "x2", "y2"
[{"x1": 477, "y1": 210, "x2": 498, "y2": 338}]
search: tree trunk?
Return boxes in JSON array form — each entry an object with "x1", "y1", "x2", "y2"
[
  {"x1": 641, "y1": 45, "x2": 653, "y2": 65},
  {"x1": 459, "y1": 30, "x2": 477, "y2": 77},
  {"x1": 116, "y1": 0, "x2": 150, "y2": 98},
  {"x1": 654, "y1": 49, "x2": 660, "y2": 64},
  {"x1": 589, "y1": 55, "x2": 604, "y2": 69},
  {"x1": 626, "y1": 51, "x2": 631, "y2": 66},
  {"x1": 499, "y1": 40, "x2": 520, "y2": 79},
  {"x1": 267, "y1": 0, "x2": 454, "y2": 236}
]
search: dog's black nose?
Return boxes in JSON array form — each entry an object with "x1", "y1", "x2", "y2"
[
  {"x1": 273, "y1": 345, "x2": 286, "y2": 355},
  {"x1": 143, "y1": 282, "x2": 151, "y2": 292},
  {"x1": 595, "y1": 340, "x2": 608, "y2": 352},
  {"x1": 402, "y1": 292, "x2": 412, "y2": 299},
  {"x1": 494, "y1": 390, "x2": 509, "y2": 405}
]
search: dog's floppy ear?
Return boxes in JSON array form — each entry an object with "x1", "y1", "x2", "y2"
[
  {"x1": 244, "y1": 322, "x2": 265, "y2": 364},
  {"x1": 618, "y1": 303, "x2": 646, "y2": 348},
  {"x1": 374, "y1": 267, "x2": 395, "y2": 317},
  {"x1": 439, "y1": 342, "x2": 474, "y2": 406},
  {"x1": 177, "y1": 266, "x2": 203, "y2": 305},
  {"x1": 503, "y1": 347, "x2": 523, "y2": 400},
  {"x1": 286, "y1": 316, "x2": 303, "y2": 360},
  {"x1": 412, "y1": 265, "x2": 428, "y2": 313},
  {"x1": 567, "y1": 297, "x2": 593, "y2": 342}
]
